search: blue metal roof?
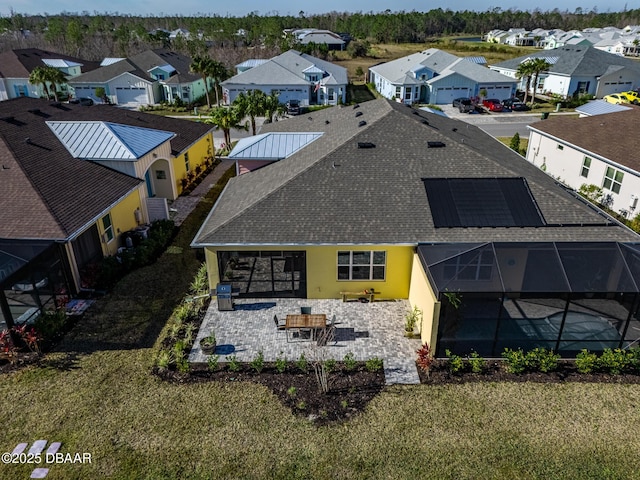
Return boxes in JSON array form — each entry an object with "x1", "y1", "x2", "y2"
[
  {"x1": 229, "y1": 132, "x2": 324, "y2": 160},
  {"x1": 47, "y1": 121, "x2": 175, "y2": 160},
  {"x1": 575, "y1": 99, "x2": 633, "y2": 116}
]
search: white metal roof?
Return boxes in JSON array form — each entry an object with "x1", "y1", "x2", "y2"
[
  {"x1": 100, "y1": 57, "x2": 125, "y2": 66},
  {"x1": 228, "y1": 132, "x2": 324, "y2": 160},
  {"x1": 46, "y1": 121, "x2": 175, "y2": 160},
  {"x1": 575, "y1": 99, "x2": 633, "y2": 116},
  {"x1": 41, "y1": 59, "x2": 82, "y2": 68}
]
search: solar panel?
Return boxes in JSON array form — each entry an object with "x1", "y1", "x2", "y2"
[{"x1": 423, "y1": 178, "x2": 546, "y2": 228}]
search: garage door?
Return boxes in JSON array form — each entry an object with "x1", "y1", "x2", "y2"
[
  {"x1": 481, "y1": 85, "x2": 512, "y2": 100},
  {"x1": 115, "y1": 87, "x2": 148, "y2": 105},
  {"x1": 73, "y1": 87, "x2": 94, "y2": 99},
  {"x1": 434, "y1": 86, "x2": 471, "y2": 104},
  {"x1": 600, "y1": 81, "x2": 633, "y2": 96}
]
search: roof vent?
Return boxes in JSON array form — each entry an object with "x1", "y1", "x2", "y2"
[
  {"x1": 0, "y1": 116, "x2": 25, "y2": 126},
  {"x1": 421, "y1": 119, "x2": 429, "y2": 125},
  {"x1": 325, "y1": 120, "x2": 330, "y2": 124},
  {"x1": 353, "y1": 104, "x2": 360, "y2": 109},
  {"x1": 308, "y1": 116, "x2": 313, "y2": 121},
  {"x1": 28, "y1": 108, "x2": 49, "y2": 117},
  {"x1": 355, "y1": 111, "x2": 363, "y2": 117},
  {"x1": 357, "y1": 142, "x2": 376, "y2": 149},
  {"x1": 427, "y1": 141, "x2": 446, "y2": 148},
  {"x1": 452, "y1": 127, "x2": 458, "y2": 132},
  {"x1": 358, "y1": 120, "x2": 367, "y2": 127}
]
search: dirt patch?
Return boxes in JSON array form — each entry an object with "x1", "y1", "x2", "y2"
[
  {"x1": 154, "y1": 363, "x2": 385, "y2": 425},
  {"x1": 419, "y1": 359, "x2": 640, "y2": 385}
]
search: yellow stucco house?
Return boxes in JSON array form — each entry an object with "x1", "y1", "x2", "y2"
[
  {"x1": 0, "y1": 97, "x2": 214, "y2": 327},
  {"x1": 193, "y1": 99, "x2": 640, "y2": 357}
]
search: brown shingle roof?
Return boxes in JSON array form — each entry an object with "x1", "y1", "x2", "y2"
[
  {"x1": 0, "y1": 97, "x2": 213, "y2": 240},
  {"x1": 0, "y1": 49, "x2": 100, "y2": 78},
  {"x1": 528, "y1": 107, "x2": 640, "y2": 172}
]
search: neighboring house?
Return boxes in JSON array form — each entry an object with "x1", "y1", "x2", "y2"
[
  {"x1": 0, "y1": 48, "x2": 100, "y2": 101},
  {"x1": 368, "y1": 49, "x2": 516, "y2": 105},
  {"x1": 68, "y1": 49, "x2": 208, "y2": 106},
  {"x1": 285, "y1": 28, "x2": 346, "y2": 50},
  {"x1": 221, "y1": 50, "x2": 347, "y2": 106},
  {"x1": 192, "y1": 98, "x2": 640, "y2": 358},
  {"x1": 574, "y1": 99, "x2": 633, "y2": 117},
  {"x1": 526, "y1": 107, "x2": 640, "y2": 218},
  {"x1": 490, "y1": 45, "x2": 640, "y2": 98},
  {"x1": 0, "y1": 97, "x2": 215, "y2": 312}
]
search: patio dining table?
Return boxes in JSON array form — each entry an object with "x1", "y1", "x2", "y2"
[{"x1": 285, "y1": 314, "x2": 327, "y2": 342}]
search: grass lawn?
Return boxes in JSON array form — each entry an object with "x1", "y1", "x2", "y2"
[{"x1": 2, "y1": 164, "x2": 640, "y2": 479}]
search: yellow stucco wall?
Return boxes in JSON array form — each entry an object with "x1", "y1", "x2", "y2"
[
  {"x1": 173, "y1": 133, "x2": 214, "y2": 195},
  {"x1": 97, "y1": 187, "x2": 144, "y2": 256},
  {"x1": 408, "y1": 253, "x2": 440, "y2": 349},
  {"x1": 203, "y1": 245, "x2": 415, "y2": 299}
]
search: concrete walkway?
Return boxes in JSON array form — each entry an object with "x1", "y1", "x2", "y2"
[
  {"x1": 168, "y1": 159, "x2": 234, "y2": 226},
  {"x1": 189, "y1": 298, "x2": 422, "y2": 385}
]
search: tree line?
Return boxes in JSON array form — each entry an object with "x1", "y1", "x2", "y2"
[{"x1": 2, "y1": 8, "x2": 640, "y2": 60}]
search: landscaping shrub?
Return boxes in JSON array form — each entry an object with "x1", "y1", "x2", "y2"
[
  {"x1": 501, "y1": 348, "x2": 528, "y2": 374},
  {"x1": 275, "y1": 352, "x2": 287, "y2": 373},
  {"x1": 365, "y1": 357, "x2": 384, "y2": 372},
  {"x1": 597, "y1": 348, "x2": 632, "y2": 375},
  {"x1": 527, "y1": 347, "x2": 560, "y2": 373},
  {"x1": 575, "y1": 349, "x2": 598, "y2": 374},
  {"x1": 445, "y1": 349, "x2": 465, "y2": 374},
  {"x1": 416, "y1": 343, "x2": 434, "y2": 376},
  {"x1": 468, "y1": 351, "x2": 486, "y2": 374},
  {"x1": 343, "y1": 352, "x2": 357, "y2": 371},
  {"x1": 250, "y1": 350, "x2": 265, "y2": 373}
]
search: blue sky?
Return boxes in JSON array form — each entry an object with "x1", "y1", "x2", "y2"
[{"x1": 3, "y1": 0, "x2": 632, "y2": 17}]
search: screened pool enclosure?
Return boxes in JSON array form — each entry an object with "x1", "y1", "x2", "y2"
[{"x1": 418, "y1": 242, "x2": 640, "y2": 357}]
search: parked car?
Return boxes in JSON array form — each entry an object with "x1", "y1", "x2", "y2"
[
  {"x1": 603, "y1": 94, "x2": 629, "y2": 105},
  {"x1": 69, "y1": 97, "x2": 94, "y2": 106},
  {"x1": 502, "y1": 98, "x2": 530, "y2": 111},
  {"x1": 286, "y1": 99, "x2": 301, "y2": 115},
  {"x1": 453, "y1": 97, "x2": 475, "y2": 113},
  {"x1": 620, "y1": 91, "x2": 640, "y2": 104},
  {"x1": 482, "y1": 98, "x2": 503, "y2": 112}
]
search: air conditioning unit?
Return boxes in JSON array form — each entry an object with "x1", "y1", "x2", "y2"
[{"x1": 630, "y1": 194, "x2": 638, "y2": 210}]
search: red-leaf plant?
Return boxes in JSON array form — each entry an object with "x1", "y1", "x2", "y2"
[{"x1": 416, "y1": 343, "x2": 434, "y2": 378}]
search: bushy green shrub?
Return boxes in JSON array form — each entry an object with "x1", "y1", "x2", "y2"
[
  {"x1": 343, "y1": 352, "x2": 357, "y2": 371},
  {"x1": 250, "y1": 350, "x2": 264, "y2": 373},
  {"x1": 597, "y1": 348, "x2": 632, "y2": 375},
  {"x1": 34, "y1": 309, "x2": 67, "y2": 343},
  {"x1": 575, "y1": 349, "x2": 598, "y2": 374},
  {"x1": 501, "y1": 348, "x2": 527, "y2": 374},
  {"x1": 445, "y1": 349, "x2": 465, "y2": 374},
  {"x1": 527, "y1": 347, "x2": 560, "y2": 373},
  {"x1": 365, "y1": 357, "x2": 384, "y2": 372},
  {"x1": 468, "y1": 351, "x2": 486, "y2": 374}
]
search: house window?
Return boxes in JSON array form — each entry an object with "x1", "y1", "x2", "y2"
[
  {"x1": 328, "y1": 88, "x2": 335, "y2": 101},
  {"x1": 557, "y1": 144, "x2": 564, "y2": 150},
  {"x1": 443, "y1": 250, "x2": 493, "y2": 281},
  {"x1": 395, "y1": 86, "x2": 401, "y2": 98},
  {"x1": 577, "y1": 81, "x2": 590, "y2": 94},
  {"x1": 603, "y1": 166, "x2": 624, "y2": 194},
  {"x1": 581, "y1": 157, "x2": 591, "y2": 178},
  {"x1": 102, "y1": 214, "x2": 114, "y2": 243},
  {"x1": 337, "y1": 251, "x2": 386, "y2": 281},
  {"x1": 405, "y1": 87, "x2": 412, "y2": 100},
  {"x1": 184, "y1": 152, "x2": 190, "y2": 171}
]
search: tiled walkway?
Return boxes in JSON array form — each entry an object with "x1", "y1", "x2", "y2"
[{"x1": 189, "y1": 298, "x2": 422, "y2": 385}]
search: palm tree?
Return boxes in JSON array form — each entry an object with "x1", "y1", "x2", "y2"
[
  {"x1": 515, "y1": 60, "x2": 536, "y2": 104},
  {"x1": 43, "y1": 66, "x2": 67, "y2": 102},
  {"x1": 233, "y1": 89, "x2": 267, "y2": 136},
  {"x1": 204, "y1": 106, "x2": 247, "y2": 149},
  {"x1": 29, "y1": 66, "x2": 50, "y2": 99},
  {"x1": 208, "y1": 60, "x2": 229, "y2": 106},
  {"x1": 190, "y1": 56, "x2": 214, "y2": 108},
  {"x1": 529, "y1": 58, "x2": 551, "y2": 101},
  {"x1": 263, "y1": 92, "x2": 286, "y2": 123}
]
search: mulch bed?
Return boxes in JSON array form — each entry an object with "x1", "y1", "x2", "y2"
[
  {"x1": 154, "y1": 363, "x2": 385, "y2": 425},
  {"x1": 419, "y1": 359, "x2": 640, "y2": 385}
]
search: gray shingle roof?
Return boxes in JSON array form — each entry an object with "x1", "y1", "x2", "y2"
[
  {"x1": 193, "y1": 99, "x2": 638, "y2": 246},
  {"x1": 0, "y1": 49, "x2": 100, "y2": 78},
  {"x1": 492, "y1": 45, "x2": 640, "y2": 76},
  {"x1": 222, "y1": 49, "x2": 347, "y2": 88}
]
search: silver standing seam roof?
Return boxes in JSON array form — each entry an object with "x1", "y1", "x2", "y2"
[
  {"x1": 229, "y1": 132, "x2": 324, "y2": 160},
  {"x1": 47, "y1": 121, "x2": 175, "y2": 160}
]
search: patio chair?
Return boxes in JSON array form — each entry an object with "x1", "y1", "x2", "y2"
[
  {"x1": 300, "y1": 306, "x2": 312, "y2": 314},
  {"x1": 273, "y1": 314, "x2": 285, "y2": 330}
]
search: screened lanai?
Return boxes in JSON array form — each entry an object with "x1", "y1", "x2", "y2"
[
  {"x1": 0, "y1": 240, "x2": 71, "y2": 331},
  {"x1": 418, "y1": 242, "x2": 640, "y2": 357}
]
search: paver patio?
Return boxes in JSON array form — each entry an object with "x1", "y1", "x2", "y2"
[{"x1": 189, "y1": 298, "x2": 422, "y2": 384}]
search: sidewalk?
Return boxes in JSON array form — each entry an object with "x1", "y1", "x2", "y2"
[{"x1": 168, "y1": 159, "x2": 234, "y2": 226}]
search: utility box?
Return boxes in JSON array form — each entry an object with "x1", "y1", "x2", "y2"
[{"x1": 216, "y1": 283, "x2": 233, "y2": 311}]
